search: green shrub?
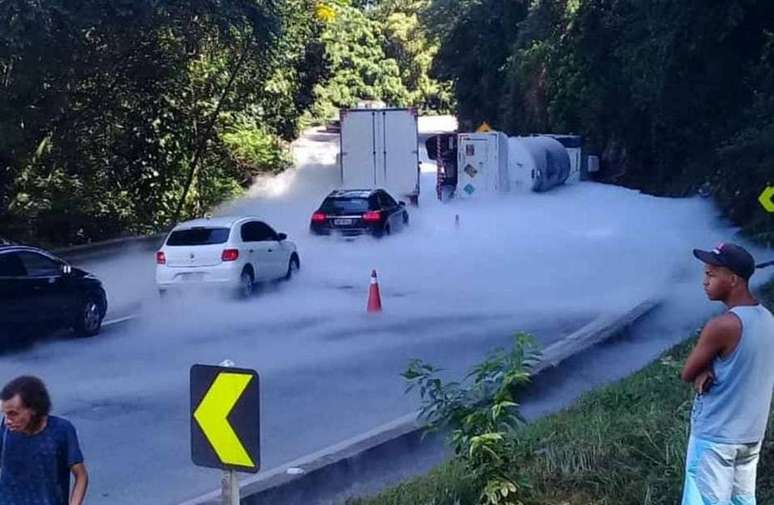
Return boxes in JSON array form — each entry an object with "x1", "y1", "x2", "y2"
[{"x1": 403, "y1": 333, "x2": 542, "y2": 505}]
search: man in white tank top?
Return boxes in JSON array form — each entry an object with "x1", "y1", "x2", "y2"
[{"x1": 681, "y1": 242, "x2": 774, "y2": 505}]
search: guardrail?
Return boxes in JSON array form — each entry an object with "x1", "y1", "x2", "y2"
[{"x1": 53, "y1": 233, "x2": 166, "y2": 263}]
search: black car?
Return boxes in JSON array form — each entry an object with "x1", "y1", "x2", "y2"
[
  {"x1": 0, "y1": 245, "x2": 108, "y2": 342},
  {"x1": 310, "y1": 189, "x2": 410, "y2": 237},
  {"x1": 325, "y1": 119, "x2": 341, "y2": 133}
]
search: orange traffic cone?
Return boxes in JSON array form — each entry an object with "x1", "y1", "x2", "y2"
[{"x1": 367, "y1": 270, "x2": 383, "y2": 313}]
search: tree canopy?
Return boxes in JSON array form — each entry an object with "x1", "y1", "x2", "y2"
[
  {"x1": 0, "y1": 0, "x2": 448, "y2": 246},
  {"x1": 2, "y1": 0, "x2": 770, "y2": 246},
  {"x1": 425, "y1": 0, "x2": 774, "y2": 241}
]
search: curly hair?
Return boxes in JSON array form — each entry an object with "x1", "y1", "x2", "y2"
[{"x1": 1, "y1": 376, "x2": 52, "y2": 420}]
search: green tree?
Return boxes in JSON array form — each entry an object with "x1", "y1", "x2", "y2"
[
  {"x1": 427, "y1": 0, "x2": 774, "y2": 238},
  {"x1": 424, "y1": 0, "x2": 529, "y2": 129},
  {"x1": 373, "y1": 0, "x2": 453, "y2": 111},
  {"x1": 713, "y1": 33, "x2": 774, "y2": 246},
  {"x1": 0, "y1": 0, "x2": 323, "y2": 245},
  {"x1": 311, "y1": 2, "x2": 408, "y2": 119}
]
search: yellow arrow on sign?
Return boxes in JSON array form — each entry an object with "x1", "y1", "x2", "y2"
[
  {"x1": 193, "y1": 372, "x2": 255, "y2": 467},
  {"x1": 759, "y1": 186, "x2": 774, "y2": 213}
]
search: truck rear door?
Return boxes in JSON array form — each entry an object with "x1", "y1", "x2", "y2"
[
  {"x1": 381, "y1": 110, "x2": 419, "y2": 199},
  {"x1": 341, "y1": 110, "x2": 377, "y2": 188}
]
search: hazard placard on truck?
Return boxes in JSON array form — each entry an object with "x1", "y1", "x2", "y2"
[{"x1": 339, "y1": 108, "x2": 420, "y2": 204}]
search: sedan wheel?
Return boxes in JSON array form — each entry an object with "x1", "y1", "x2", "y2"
[{"x1": 74, "y1": 297, "x2": 103, "y2": 337}]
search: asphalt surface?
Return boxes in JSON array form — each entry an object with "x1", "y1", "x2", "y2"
[{"x1": 1, "y1": 302, "x2": 592, "y2": 505}]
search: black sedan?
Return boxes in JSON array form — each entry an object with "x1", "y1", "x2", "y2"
[
  {"x1": 0, "y1": 245, "x2": 108, "y2": 343},
  {"x1": 310, "y1": 189, "x2": 409, "y2": 237}
]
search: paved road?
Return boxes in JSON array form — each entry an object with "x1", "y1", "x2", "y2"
[{"x1": 1, "y1": 302, "x2": 592, "y2": 504}]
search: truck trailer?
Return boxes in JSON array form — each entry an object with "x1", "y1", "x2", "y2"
[{"x1": 339, "y1": 108, "x2": 420, "y2": 204}]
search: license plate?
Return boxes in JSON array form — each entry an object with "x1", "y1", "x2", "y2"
[
  {"x1": 334, "y1": 218, "x2": 353, "y2": 226},
  {"x1": 180, "y1": 273, "x2": 204, "y2": 281}
]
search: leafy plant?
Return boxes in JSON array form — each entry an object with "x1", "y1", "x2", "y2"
[
  {"x1": 221, "y1": 113, "x2": 292, "y2": 179},
  {"x1": 402, "y1": 333, "x2": 542, "y2": 505}
]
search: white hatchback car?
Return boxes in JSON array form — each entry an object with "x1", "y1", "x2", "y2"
[{"x1": 156, "y1": 217, "x2": 300, "y2": 297}]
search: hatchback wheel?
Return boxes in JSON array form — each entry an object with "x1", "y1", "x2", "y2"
[
  {"x1": 74, "y1": 296, "x2": 103, "y2": 337},
  {"x1": 238, "y1": 270, "x2": 254, "y2": 299},
  {"x1": 285, "y1": 255, "x2": 300, "y2": 280}
]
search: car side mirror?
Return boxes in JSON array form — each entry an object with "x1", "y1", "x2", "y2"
[
  {"x1": 399, "y1": 201, "x2": 406, "y2": 207},
  {"x1": 277, "y1": 233, "x2": 287, "y2": 241}
]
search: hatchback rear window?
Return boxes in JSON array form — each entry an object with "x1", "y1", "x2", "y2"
[
  {"x1": 321, "y1": 198, "x2": 371, "y2": 214},
  {"x1": 166, "y1": 227, "x2": 230, "y2": 246}
]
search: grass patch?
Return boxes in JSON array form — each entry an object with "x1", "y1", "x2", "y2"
[
  {"x1": 349, "y1": 278, "x2": 774, "y2": 505},
  {"x1": 519, "y1": 342, "x2": 693, "y2": 504}
]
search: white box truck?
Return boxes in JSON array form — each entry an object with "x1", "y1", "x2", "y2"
[{"x1": 339, "y1": 108, "x2": 420, "y2": 204}]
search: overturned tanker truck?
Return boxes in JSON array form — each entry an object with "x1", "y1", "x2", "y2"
[{"x1": 426, "y1": 131, "x2": 598, "y2": 200}]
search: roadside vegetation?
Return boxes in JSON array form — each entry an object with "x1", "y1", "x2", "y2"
[
  {"x1": 423, "y1": 0, "x2": 774, "y2": 243},
  {"x1": 2, "y1": 0, "x2": 770, "y2": 245},
  {"x1": 0, "y1": 0, "x2": 449, "y2": 247}
]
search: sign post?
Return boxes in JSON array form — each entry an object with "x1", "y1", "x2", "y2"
[
  {"x1": 190, "y1": 362, "x2": 260, "y2": 505},
  {"x1": 221, "y1": 470, "x2": 239, "y2": 505}
]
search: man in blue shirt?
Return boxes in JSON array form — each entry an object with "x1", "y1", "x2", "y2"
[
  {"x1": 0, "y1": 376, "x2": 88, "y2": 505},
  {"x1": 682, "y1": 243, "x2": 774, "y2": 504}
]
